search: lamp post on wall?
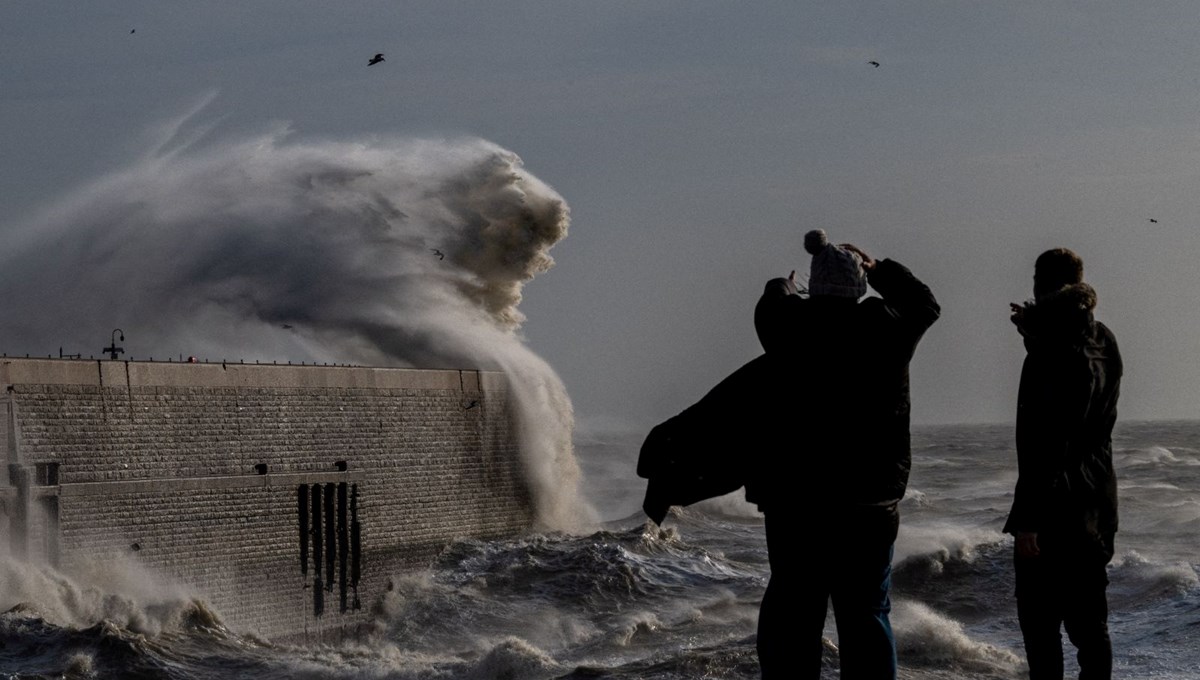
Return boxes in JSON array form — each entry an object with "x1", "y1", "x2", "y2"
[{"x1": 103, "y1": 328, "x2": 125, "y2": 360}]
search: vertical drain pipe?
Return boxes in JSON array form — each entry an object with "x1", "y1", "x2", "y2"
[
  {"x1": 297, "y1": 485, "x2": 309, "y2": 576},
  {"x1": 323, "y1": 483, "x2": 335, "y2": 592},
  {"x1": 311, "y1": 484, "x2": 323, "y2": 617},
  {"x1": 313, "y1": 574, "x2": 324, "y2": 619},
  {"x1": 350, "y1": 484, "x2": 361, "y2": 610},
  {"x1": 337, "y1": 482, "x2": 348, "y2": 613}
]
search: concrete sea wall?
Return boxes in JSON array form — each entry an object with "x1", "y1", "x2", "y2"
[{"x1": 0, "y1": 358, "x2": 533, "y2": 640}]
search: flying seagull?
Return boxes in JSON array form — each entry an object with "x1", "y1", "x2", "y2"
[
  {"x1": 281, "y1": 324, "x2": 294, "y2": 329},
  {"x1": 868, "y1": 60, "x2": 880, "y2": 67},
  {"x1": 431, "y1": 248, "x2": 445, "y2": 260},
  {"x1": 1148, "y1": 218, "x2": 1159, "y2": 224},
  {"x1": 368, "y1": 53, "x2": 385, "y2": 66}
]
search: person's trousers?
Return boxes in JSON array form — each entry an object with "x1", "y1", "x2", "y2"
[
  {"x1": 1014, "y1": 545, "x2": 1112, "y2": 680},
  {"x1": 758, "y1": 510, "x2": 898, "y2": 679}
]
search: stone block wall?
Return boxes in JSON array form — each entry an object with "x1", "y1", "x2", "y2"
[{"x1": 0, "y1": 358, "x2": 532, "y2": 640}]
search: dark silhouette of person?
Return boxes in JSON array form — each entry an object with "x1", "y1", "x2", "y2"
[
  {"x1": 637, "y1": 230, "x2": 938, "y2": 678},
  {"x1": 750, "y1": 229, "x2": 939, "y2": 679},
  {"x1": 1004, "y1": 247, "x2": 1122, "y2": 680}
]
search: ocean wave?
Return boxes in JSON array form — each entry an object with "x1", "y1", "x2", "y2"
[
  {"x1": 691, "y1": 491, "x2": 762, "y2": 519},
  {"x1": 895, "y1": 525, "x2": 1009, "y2": 572},
  {"x1": 892, "y1": 601, "x2": 1021, "y2": 672},
  {"x1": 560, "y1": 633, "x2": 763, "y2": 680},
  {"x1": 0, "y1": 557, "x2": 209, "y2": 638},
  {"x1": 366, "y1": 525, "x2": 765, "y2": 669},
  {"x1": 1108, "y1": 551, "x2": 1200, "y2": 610},
  {"x1": 0, "y1": 612, "x2": 142, "y2": 679},
  {"x1": 462, "y1": 637, "x2": 564, "y2": 680},
  {"x1": 892, "y1": 534, "x2": 1013, "y2": 622},
  {"x1": 0, "y1": 115, "x2": 593, "y2": 532},
  {"x1": 446, "y1": 524, "x2": 756, "y2": 591},
  {"x1": 1120, "y1": 446, "x2": 1200, "y2": 467},
  {"x1": 0, "y1": 599, "x2": 249, "y2": 680},
  {"x1": 232, "y1": 636, "x2": 562, "y2": 680},
  {"x1": 901, "y1": 488, "x2": 933, "y2": 509}
]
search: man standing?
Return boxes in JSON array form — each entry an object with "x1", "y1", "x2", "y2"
[
  {"x1": 750, "y1": 229, "x2": 940, "y2": 679},
  {"x1": 1004, "y1": 248, "x2": 1123, "y2": 680}
]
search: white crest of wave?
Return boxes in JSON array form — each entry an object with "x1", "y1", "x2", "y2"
[
  {"x1": 464, "y1": 636, "x2": 564, "y2": 680},
  {"x1": 1109, "y1": 551, "x2": 1200, "y2": 600},
  {"x1": 894, "y1": 522, "x2": 1007, "y2": 566},
  {"x1": 891, "y1": 600, "x2": 1021, "y2": 671},
  {"x1": 0, "y1": 556, "x2": 199, "y2": 636},
  {"x1": 63, "y1": 653, "x2": 95, "y2": 679},
  {"x1": 269, "y1": 636, "x2": 565, "y2": 680},
  {"x1": 693, "y1": 489, "x2": 761, "y2": 518},
  {"x1": 0, "y1": 117, "x2": 595, "y2": 531},
  {"x1": 1121, "y1": 445, "x2": 1200, "y2": 467},
  {"x1": 272, "y1": 639, "x2": 462, "y2": 678}
]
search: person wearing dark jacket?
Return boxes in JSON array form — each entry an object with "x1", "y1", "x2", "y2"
[
  {"x1": 751, "y1": 229, "x2": 940, "y2": 680},
  {"x1": 1003, "y1": 248, "x2": 1122, "y2": 680}
]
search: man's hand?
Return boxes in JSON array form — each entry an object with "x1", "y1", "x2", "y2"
[
  {"x1": 1016, "y1": 531, "x2": 1040, "y2": 558},
  {"x1": 1010, "y1": 303, "x2": 1032, "y2": 337},
  {"x1": 840, "y1": 243, "x2": 876, "y2": 271}
]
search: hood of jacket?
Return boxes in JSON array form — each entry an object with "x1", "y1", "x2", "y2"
[{"x1": 1014, "y1": 282, "x2": 1097, "y2": 345}]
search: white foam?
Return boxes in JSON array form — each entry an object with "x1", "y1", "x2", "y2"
[
  {"x1": 0, "y1": 556, "x2": 201, "y2": 637},
  {"x1": 1121, "y1": 446, "x2": 1200, "y2": 467},
  {"x1": 63, "y1": 652, "x2": 95, "y2": 679},
  {"x1": 891, "y1": 600, "x2": 1021, "y2": 671},
  {"x1": 894, "y1": 522, "x2": 1007, "y2": 567},
  {"x1": 693, "y1": 490, "x2": 762, "y2": 518},
  {"x1": 463, "y1": 637, "x2": 563, "y2": 680},
  {"x1": 1109, "y1": 550, "x2": 1199, "y2": 598}
]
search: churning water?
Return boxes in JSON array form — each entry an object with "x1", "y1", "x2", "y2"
[{"x1": 3, "y1": 421, "x2": 1199, "y2": 679}]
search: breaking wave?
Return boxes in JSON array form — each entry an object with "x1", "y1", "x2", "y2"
[{"x1": 0, "y1": 107, "x2": 592, "y2": 531}]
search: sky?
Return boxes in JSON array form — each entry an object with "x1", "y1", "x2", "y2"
[{"x1": 2, "y1": 2, "x2": 1199, "y2": 429}]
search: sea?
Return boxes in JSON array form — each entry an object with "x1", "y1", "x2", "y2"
[{"x1": 3, "y1": 420, "x2": 1198, "y2": 679}]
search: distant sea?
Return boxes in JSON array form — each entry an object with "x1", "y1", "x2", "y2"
[{"x1": 3, "y1": 421, "x2": 1198, "y2": 679}]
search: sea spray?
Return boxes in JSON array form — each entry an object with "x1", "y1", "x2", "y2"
[
  {"x1": 0, "y1": 556, "x2": 199, "y2": 636},
  {"x1": 0, "y1": 120, "x2": 595, "y2": 531},
  {"x1": 1107, "y1": 551, "x2": 1200, "y2": 607},
  {"x1": 891, "y1": 600, "x2": 1021, "y2": 672}
]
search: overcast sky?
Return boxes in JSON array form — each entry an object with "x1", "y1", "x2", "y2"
[{"x1": 3, "y1": 2, "x2": 1199, "y2": 428}]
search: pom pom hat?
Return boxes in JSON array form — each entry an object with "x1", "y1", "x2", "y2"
[{"x1": 804, "y1": 229, "x2": 867, "y2": 299}]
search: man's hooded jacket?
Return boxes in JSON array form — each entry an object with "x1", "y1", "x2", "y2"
[{"x1": 1003, "y1": 282, "x2": 1122, "y2": 561}]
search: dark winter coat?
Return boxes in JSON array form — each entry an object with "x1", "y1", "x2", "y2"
[
  {"x1": 1003, "y1": 283, "x2": 1122, "y2": 562},
  {"x1": 748, "y1": 258, "x2": 940, "y2": 514},
  {"x1": 636, "y1": 259, "x2": 938, "y2": 525},
  {"x1": 637, "y1": 354, "x2": 777, "y2": 524}
]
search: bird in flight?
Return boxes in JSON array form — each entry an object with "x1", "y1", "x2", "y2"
[
  {"x1": 281, "y1": 324, "x2": 294, "y2": 330},
  {"x1": 868, "y1": 60, "x2": 880, "y2": 68},
  {"x1": 431, "y1": 248, "x2": 445, "y2": 260},
  {"x1": 1148, "y1": 218, "x2": 1159, "y2": 224},
  {"x1": 368, "y1": 53, "x2": 385, "y2": 66}
]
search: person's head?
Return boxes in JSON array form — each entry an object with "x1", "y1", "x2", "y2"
[
  {"x1": 1033, "y1": 248, "x2": 1084, "y2": 299},
  {"x1": 804, "y1": 229, "x2": 866, "y2": 299}
]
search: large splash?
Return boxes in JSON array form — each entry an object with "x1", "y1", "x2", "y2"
[
  {"x1": 0, "y1": 556, "x2": 201, "y2": 636},
  {"x1": 0, "y1": 117, "x2": 593, "y2": 531}
]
